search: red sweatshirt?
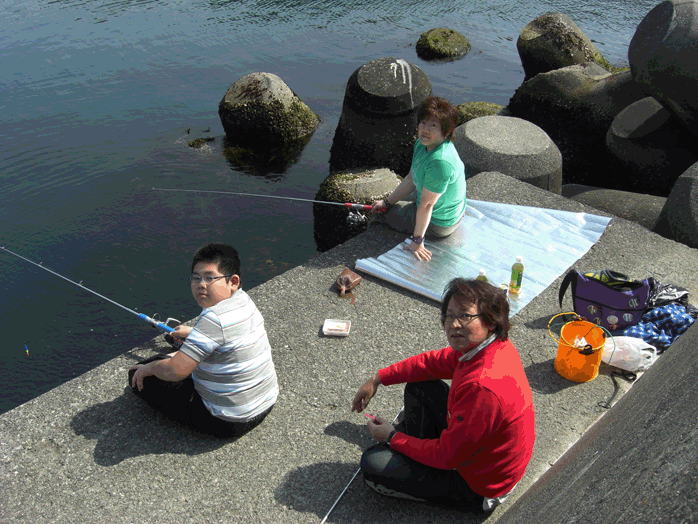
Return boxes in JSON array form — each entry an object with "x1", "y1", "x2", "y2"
[{"x1": 378, "y1": 338, "x2": 535, "y2": 498}]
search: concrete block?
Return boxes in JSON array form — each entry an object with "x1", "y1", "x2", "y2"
[
  {"x1": 218, "y1": 72, "x2": 320, "y2": 147},
  {"x1": 329, "y1": 57, "x2": 432, "y2": 176},
  {"x1": 606, "y1": 97, "x2": 698, "y2": 196},
  {"x1": 562, "y1": 184, "x2": 666, "y2": 230},
  {"x1": 453, "y1": 115, "x2": 562, "y2": 193},
  {"x1": 313, "y1": 168, "x2": 401, "y2": 252},
  {"x1": 629, "y1": 0, "x2": 698, "y2": 137},
  {"x1": 508, "y1": 65, "x2": 649, "y2": 188},
  {"x1": 654, "y1": 161, "x2": 698, "y2": 247},
  {"x1": 517, "y1": 12, "x2": 611, "y2": 79}
]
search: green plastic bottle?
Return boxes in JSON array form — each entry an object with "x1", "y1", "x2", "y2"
[
  {"x1": 476, "y1": 269, "x2": 488, "y2": 283},
  {"x1": 509, "y1": 256, "x2": 524, "y2": 295}
]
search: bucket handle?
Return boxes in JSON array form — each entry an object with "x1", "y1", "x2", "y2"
[
  {"x1": 547, "y1": 312, "x2": 615, "y2": 355},
  {"x1": 547, "y1": 312, "x2": 581, "y2": 346}
]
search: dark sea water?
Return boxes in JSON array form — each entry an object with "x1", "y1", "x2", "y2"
[{"x1": 0, "y1": 0, "x2": 658, "y2": 413}]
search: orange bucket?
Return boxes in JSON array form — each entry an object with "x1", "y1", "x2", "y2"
[{"x1": 548, "y1": 313, "x2": 611, "y2": 382}]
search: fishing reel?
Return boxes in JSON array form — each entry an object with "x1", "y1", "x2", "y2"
[
  {"x1": 346, "y1": 210, "x2": 369, "y2": 225},
  {"x1": 150, "y1": 313, "x2": 182, "y2": 330}
]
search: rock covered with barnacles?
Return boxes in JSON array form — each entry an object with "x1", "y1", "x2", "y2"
[
  {"x1": 313, "y1": 168, "x2": 401, "y2": 252},
  {"x1": 218, "y1": 72, "x2": 320, "y2": 148},
  {"x1": 517, "y1": 12, "x2": 612, "y2": 80},
  {"x1": 316, "y1": 167, "x2": 401, "y2": 205}
]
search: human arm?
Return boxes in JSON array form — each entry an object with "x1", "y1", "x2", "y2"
[
  {"x1": 402, "y1": 187, "x2": 442, "y2": 261},
  {"x1": 129, "y1": 350, "x2": 198, "y2": 391},
  {"x1": 371, "y1": 171, "x2": 416, "y2": 213},
  {"x1": 378, "y1": 348, "x2": 458, "y2": 386},
  {"x1": 391, "y1": 386, "x2": 503, "y2": 470},
  {"x1": 353, "y1": 349, "x2": 456, "y2": 410},
  {"x1": 351, "y1": 372, "x2": 382, "y2": 412}
]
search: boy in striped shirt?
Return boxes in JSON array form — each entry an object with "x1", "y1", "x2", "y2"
[{"x1": 129, "y1": 242, "x2": 278, "y2": 437}]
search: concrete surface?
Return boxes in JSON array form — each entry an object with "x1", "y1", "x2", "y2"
[
  {"x1": 562, "y1": 184, "x2": 666, "y2": 230},
  {"x1": 496, "y1": 320, "x2": 698, "y2": 524},
  {"x1": 1, "y1": 171, "x2": 697, "y2": 524}
]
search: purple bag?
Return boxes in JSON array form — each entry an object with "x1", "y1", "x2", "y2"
[{"x1": 558, "y1": 269, "x2": 651, "y2": 331}]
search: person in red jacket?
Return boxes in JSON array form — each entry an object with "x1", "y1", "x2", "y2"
[{"x1": 351, "y1": 278, "x2": 535, "y2": 512}]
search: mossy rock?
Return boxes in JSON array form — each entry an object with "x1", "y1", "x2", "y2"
[
  {"x1": 317, "y1": 168, "x2": 400, "y2": 205},
  {"x1": 456, "y1": 101, "x2": 506, "y2": 126},
  {"x1": 517, "y1": 12, "x2": 611, "y2": 79},
  {"x1": 218, "y1": 72, "x2": 320, "y2": 148},
  {"x1": 188, "y1": 137, "x2": 215, "y2": 149},
  {"x1": 416, "y1": 28, "x2": 471, "y2": 60}
]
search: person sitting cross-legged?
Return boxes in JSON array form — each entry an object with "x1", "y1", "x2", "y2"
[
  {"x1": 351, "y1": 278, "x2": 535, "y2": 512},
  {"x1": 129, "y1": 242, "x2": 278, "y2": 438}
]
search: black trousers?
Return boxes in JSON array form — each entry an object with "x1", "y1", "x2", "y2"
[
  {"x1": 361, "y1": 380, "x2": 485, "y2": 509},
  {"x1": 128, "y1": 355, "x2": 271, "y2": 438}
]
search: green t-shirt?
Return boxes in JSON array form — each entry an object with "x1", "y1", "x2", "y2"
[{"x1": 411, "y1": 139, "x2": 466, "y2": 227}]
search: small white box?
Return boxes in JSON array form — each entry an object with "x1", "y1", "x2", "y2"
[{"x1": 323, "y1": 319, "x2": 351, "y2": 337}]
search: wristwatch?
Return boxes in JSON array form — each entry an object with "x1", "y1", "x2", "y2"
[
  {"x1": 386, "y1": 429, "x2": 397, "y2": 446},
  {"x1": 410, "y1": 235, "x2": 424, "y2": 245}
]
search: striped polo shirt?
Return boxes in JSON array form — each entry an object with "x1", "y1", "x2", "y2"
[{"x1": 180, "y1": 289, "x2": 278, "y2": 422}]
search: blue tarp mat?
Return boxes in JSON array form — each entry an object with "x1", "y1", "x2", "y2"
[{"x1": 356, "y1": 200, "x2": 612, "y2": 316}]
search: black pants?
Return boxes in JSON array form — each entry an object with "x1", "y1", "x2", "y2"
[
  {"x1": 128, "y1": 355, "x2": 271, "y2": 438},
  {"x1": 361, "y1": 380, "x2": 485, "y2": 509}
]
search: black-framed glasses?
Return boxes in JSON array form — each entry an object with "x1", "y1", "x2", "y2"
[
  {"x1": 189, "y1": 274, "x2": 232, "y2": 284},
  {"x1": 441, "y1": 312, "x2": 481, "y2": 325}
]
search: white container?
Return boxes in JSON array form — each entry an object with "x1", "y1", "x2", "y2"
[{"x1": 323, "y1": 319, "x2": 351, "y2": 337}]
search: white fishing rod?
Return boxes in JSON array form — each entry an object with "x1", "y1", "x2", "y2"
[
  {"x1": 152, "y1": 187, "x2": 386, "y2": 212},
  {"x1": 1, "y1": 246, "x2": 178, "y2": 333}
]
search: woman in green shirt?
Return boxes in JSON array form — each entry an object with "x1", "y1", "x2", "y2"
[{"x1": 372, "y1": 97, "x2": 466, "y2": 261}]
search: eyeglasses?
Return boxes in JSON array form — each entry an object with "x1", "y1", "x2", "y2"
[
  {"x1": 189, "y1": 274, "x2": 232, "y2": 284},
  {"x1": 441, "y1": 312, "x2": 481, "y2": 325}
]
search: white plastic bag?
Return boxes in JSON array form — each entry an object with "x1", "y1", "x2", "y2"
[{"x1": 602, "y1": 336, "x2": 657, "y2": 372}]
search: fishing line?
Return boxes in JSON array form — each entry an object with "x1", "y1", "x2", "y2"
[
  {"x1": 152, "y1": 187, "x2": 377, "y2": 210},
  {"x1": 0, "y1": 246, "x2": 177, "y2": 333},
  {"x1": 319, "y1": 406, "x2": 404, "y2": 524},
  {"x1": 152, "y1": 187, "x2": 384, "y2": 225}
]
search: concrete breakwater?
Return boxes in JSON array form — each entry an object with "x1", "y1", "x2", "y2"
[{"x1": 1, "y1": 173, "x2": 697, "y2": 523}]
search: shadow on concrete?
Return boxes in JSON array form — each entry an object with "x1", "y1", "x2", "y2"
[
  {"x1": 524, "y1": 359, "x2": 579, "y2": 395},
  {"x1": 274, "y1": 460, "x2": 492, "y2": 524},
  {"x1": 324, "y1": 420, "x2": 374, "y2": 449},
  {"x1": 523, "y1": 313, "x2": 561, "y2": 331},
  {"x1": 70, "y1": 391, "x2": 228, "y2": 467},
  {"x1": 274, "y1": 461, "x2": 361, "y2": 518}
]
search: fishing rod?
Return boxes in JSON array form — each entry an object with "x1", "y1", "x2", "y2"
[
  {"x1": 152, "y1": 187, "x2": 385, "y2": 212},
  {"x1": 319, "y1": 406, "x2": 404, "y2": 524},
  {"x1": 0, "y1": 246, "x2": 177, "y2": 333}
]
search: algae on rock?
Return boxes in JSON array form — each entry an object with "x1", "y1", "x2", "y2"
[
  {"x1": 218, "y1": 72, "x2": 320, "y2": 149},
  {"x1": 416, "y1": 28, "x2": 471, "y2": 60}
]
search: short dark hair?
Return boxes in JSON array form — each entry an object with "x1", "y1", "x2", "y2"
[
  {"x1": 191, "y1": 242, "x2": 241, "y2": 282},
  {"x1": 440, "y1": 278, "x2": 510, "y2": 340},
  {"x1": 416, "y1": 97, "x2": 459, "y2": 141}
]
